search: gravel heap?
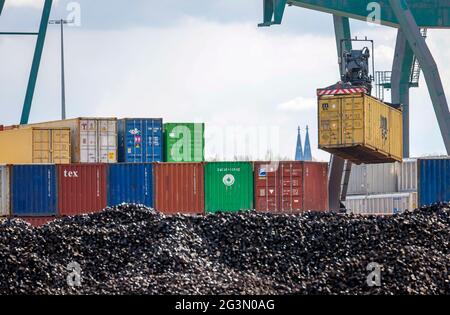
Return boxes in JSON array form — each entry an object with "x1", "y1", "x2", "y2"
[{"x1": 0, "y1": 203, "x2": 448, "y2": 295}]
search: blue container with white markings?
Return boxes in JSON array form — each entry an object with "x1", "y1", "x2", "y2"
[
  {"x1": 11, "y1": 165, "x2": 58, "y2": 216},
  {"x1": 108, "y1": 163, "x2": 154, "y2": 207},
  {"x1": 118, "y1": 119, "x2": 163, "y2": 163},
  {"x1": 418, "y1": 158, "x2": 450, "y2": 206}
]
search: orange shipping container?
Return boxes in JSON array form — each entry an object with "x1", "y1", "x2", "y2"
[
  {"x1": 254, "y1": 161, "x2": 328, "y2": 213},
  {"x1": 154, "y1": 163, "x2": 204, "y2": 215}
]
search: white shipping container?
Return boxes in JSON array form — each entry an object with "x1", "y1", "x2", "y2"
[
  {"x1": 20, "y1": 118, "x2": 118, "y2": 163},
  {"x1": 347, "y1": 163, "x2": 398, "y2": 195},
  {"x1": 396, "y1": 159, "x2": 418, "y2": 192},
  {"x1": 0, "y1": 165, "x2": 10, "y2": 216},
  {"x1": 345, "y1": 192, "x2": 418, "y2": 216}
]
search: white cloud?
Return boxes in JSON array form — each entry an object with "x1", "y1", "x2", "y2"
[{"x1": 278, "y1": 96, "x2": 316, "y2": 112}]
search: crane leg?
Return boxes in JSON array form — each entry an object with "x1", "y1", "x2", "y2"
[
  {"x1": 328, "y1": 15, "x2": 352, "y2": 212},
  {"x1": 20, "y1": 0, "x2": 53, "y2": 125},
  {"x1": 391, "y1": 29, "x2": 414, "y2": 158},
  {"x1": 389, "y1": 0, "x2": 450, "y2": 155}
]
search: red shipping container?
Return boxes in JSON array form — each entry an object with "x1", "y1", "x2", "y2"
[
  {"x1": 58, "y1": 164, "x2": 107, "y2": 216},
  {"x1": 254, "y1": 161, "x2": 328, "y2": 213},
  {"x1": 21, "y1": 217, "x2": 56, "y2": 227},
  {"x1": 154, "y1": 163, "x2": 204, "y2": 215}
]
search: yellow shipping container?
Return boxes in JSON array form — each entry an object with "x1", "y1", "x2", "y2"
[
  {"x1": 0, "y1": 128, "x2": 70, "y2": 164},
  {"x1": 318, "y1": 93, "x2": 403, "y2": 164}
]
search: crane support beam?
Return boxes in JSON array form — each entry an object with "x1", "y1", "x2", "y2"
[
  {"x1": 287, "y1": 0, "x2": 450, "y2": 28},
  {"x1": 259, "y1": 0, "x2": 287, "y2": 26},
  {"x1": 389, "y1": 0, "x2": 450, "y2": 154},
  {"x1": 0, "y1": 1, "x2": 5, "y2": 16},
  {"x1": 20, "y1": 0, "x2": 53, "y2": 125},
  {"x1": 391, "y1": 29, "x2": 415, "y2": 158},
  {"x1": 328, "y1": 15, "x2": 352, "y2": 212}
]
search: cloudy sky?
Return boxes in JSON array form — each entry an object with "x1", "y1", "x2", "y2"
[{"x1": 1, "y1": 0, "x2": 449, "y2": 161}]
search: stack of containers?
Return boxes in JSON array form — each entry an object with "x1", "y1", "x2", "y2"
[
  {"x1": 19, "y1": 117, "x2": 118, "y2": 163},
  {"x1": 204, "y1": 162, "x2": 253, "y2": 213},
  {"x1": 164, "y1": 123, "x2": 205, "y2": 162}
]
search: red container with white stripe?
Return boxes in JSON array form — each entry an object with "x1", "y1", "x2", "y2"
[{"x1": 57, "y1": 164, "x2": 107, "y2": 216}]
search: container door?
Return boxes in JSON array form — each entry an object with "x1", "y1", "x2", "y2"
[
  {"x1": 303, "y1": 163, "x2": 328, "y2": 211},
  {"x1": 52, "y1": 129, "x2": 71, "y2": 164},
  {"x1": 0, "y1": 166, "x2": 9, "y2": 216},
  {"x1": 319, "y1": 97, "x2": 341, "y2": 147},
  {"x1": 149, "y1": 120, "x2": 163, "y2": 162},
  {"x1": 32, "y1": 129, "x2": 51, "y2": 163},
  {"x1": 99, "y1": 120, "x2": 117, "y2": 163},
  {"x1": 254, "y1": 163, "x2": 278, "y2": 212},
  {"x1": 341, "y1": 95, "x2": 364, "y2": 146},
  {"x1": 280, "y1": 162, "x2": 303, "y2": 212},
  {"x1": 79, "y1": 119, "x2": 99, "y2": 163}
]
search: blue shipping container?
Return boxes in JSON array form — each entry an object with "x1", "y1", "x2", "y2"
[
  {"x1": 11, "y1": 165, "x2": 58, "y2": 216},
  {"x1": 108, "y1": 163, "x2": 154, "y2": 207},
  {"x1": 418, "y1": 158, "x2": 450, "y2": 206},
  {"x1": 118, "y1": 119, "x2": 163, "y2": 163}
]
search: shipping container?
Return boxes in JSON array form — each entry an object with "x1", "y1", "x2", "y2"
[
  {"x1": 154, "y1": 163, "x2": 204, "y2": 215},
  {"x1": 254, "y1": 161, "x2": 328, "y2": 213},
  {"x1": 108, "y1": 163, "x2": 153, "y2": 207},
  {"x1": 303, "y1": 162, "x2": 329, "y2": 211},
  {"x1": 205, "y1": 162, "x2": 253, "y2": 213},
  {"x1": 347, "y1": 163, "x2": 397, "y2": 195},
  {"x1": 397, "y1": 158, "x2": 418, "y2": 192},
  {"x1": 418, "y1": 157, "x2": 450, "y2": 206},
  {"x1": 345, "y1": 192, "x2": 418, "y2": 215},
  {"x1": 21, "y1": 217, "x2": 56, "y2": 227},
  {"x1": 0, "y1": 128, "x2": 70, "y2": 164},
  {"x1": 21, "y1": 118, "x2": 117, "y2": 163},
  {"x1": 11, "y1": 165, "x2": 58, "y2": 217},
  {"x1": 118, "y1": 118, "x2": 163, "y2": 163},
  {"x1": 318, "y1": 94, "x2": 403, "y2": 164},
  {"x1": 0, "y1": 165, "x2": 10, "y2": 217},
  {"x1": 58, "y1": 164, "x2": 107, "y2": 216},
  {"x1": 164, "y1": 123, "x2": 204, "y2": 162}
]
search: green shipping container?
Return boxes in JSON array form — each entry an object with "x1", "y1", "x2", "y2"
[
  {"x1": 164, "y1": 123, "x2": 205, "y2": 162},
  {"x1": 205, "y1": 162, "x2": 254, "y2": 213}
]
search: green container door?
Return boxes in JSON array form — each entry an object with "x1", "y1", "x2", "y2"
[
  {"x1": 164, "y1": 123, "x2": 205, "y2": 162},
  {"x1": 205, "y1": 162, "x2": 254, "y2": 213}
]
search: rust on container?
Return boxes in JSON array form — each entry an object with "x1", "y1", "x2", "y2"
[
  {"x1": 58, "y1": 164, "x2": 107, "y2": 216},
  {"x1": 21, "y1": 217, "x2": 56, "y2": 227},
  {"x1": 154, "y1": 163, "x2": 204, "y2": 215},
  {"x1": 254, "y1": 161, "x2": 328, "y2": 213}
]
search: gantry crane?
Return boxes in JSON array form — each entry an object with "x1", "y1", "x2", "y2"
[{"x1": 259, "y1": 0, "x2": 450, "y2": 211}]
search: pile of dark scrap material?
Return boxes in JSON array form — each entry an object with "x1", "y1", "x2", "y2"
[{"x1": 0, "y1": 203, "x2": 448, "y2": 295}]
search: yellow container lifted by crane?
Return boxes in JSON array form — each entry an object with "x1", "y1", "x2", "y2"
[{"x1": 318, "y1": 93, "x2": 403, "y2": 164}]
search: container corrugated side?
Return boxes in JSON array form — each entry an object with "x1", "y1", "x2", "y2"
[
  {"x1": 164, "y1": 123, "x2": 205, "y2": 162},
  {"x1": 58, "y1": 164, "x2": 107, "y2": 216},
  {"x1": 205, "y1": 162, "x2": 253, "y2": 213},
  {"x1": 108, "y1": 163, "x2": 153, "y2": 207},
  {"x1": 347, "y1": 163, "x2": 398, "y2": 195},
  {"x1": 154, "y1": 163, "x2": 204, "y2": 215},
  {"x1": 0, "y1": 128, "x2": 70, "y2": 164},
  {"x1": 345, "y1": 192, "x2": 417, "y2": 215},
  {"x1": 11, "y1": 165, "x2": 58, "y2": 217},
  {"x1": 118, "y1": 119, "x2": 163, "y2": 163},
  {"x1": 0, "y1": 165, "x2": 10, "y2": 216},
  {"x1": 303, "y1": 162, "x2": 329, "y2": 211},
  {"x1": 397, "y1": 159, "x2": 418, "y2": 192},
  {"x1": 21, "y1": 118, "x2": 117, "y2": 163},
  {"x1": 418, "y1": 158, "x2": 450, "y2": 206}
]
